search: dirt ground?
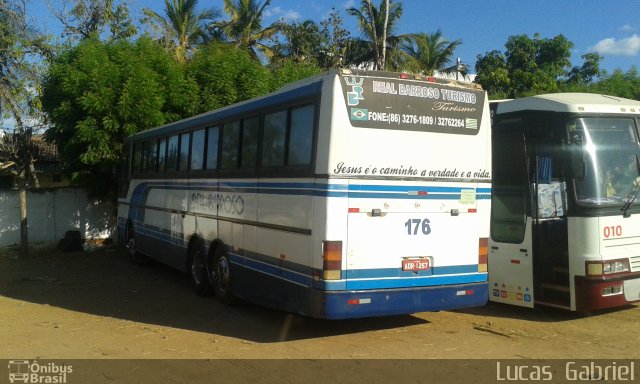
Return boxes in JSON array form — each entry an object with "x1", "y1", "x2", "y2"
[{"x1": 1, "y1": 246, "x2": 639, "y2": 362}]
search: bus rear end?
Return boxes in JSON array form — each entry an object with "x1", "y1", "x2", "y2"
[{"x1": 310, "y1": 70, "x2": 491, "y2": 319}]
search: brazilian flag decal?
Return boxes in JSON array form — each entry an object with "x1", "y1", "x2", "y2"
[{"x1": 350, "y1": 108, "x2": 369, "y2": 121}]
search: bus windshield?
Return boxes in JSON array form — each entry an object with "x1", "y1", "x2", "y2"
[{"x1": 572, "y1": 117, "x2": 640, "y2": 206}]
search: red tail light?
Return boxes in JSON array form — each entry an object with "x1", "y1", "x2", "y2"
[
  {"x1": 478, "y1": 238, "x2": 488, "y2": 272},
  {"x1": 322, "y1": 241, "x2": 343, "y2": 280}
]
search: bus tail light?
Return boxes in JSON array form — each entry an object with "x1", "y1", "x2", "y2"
[
  {"x1": 322, "y1": 241, "x2": 343, "y2": 280},
  {"x1": 586, "y1": 259, "x2": 630, "y2": 276},
  {"x1": 478, "y1": 238, "x2": 488, "y2": 272}
]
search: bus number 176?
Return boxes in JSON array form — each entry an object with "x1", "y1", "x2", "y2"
[{"x1": 405, "y1": 218, "x2": 431, "y2": 235}]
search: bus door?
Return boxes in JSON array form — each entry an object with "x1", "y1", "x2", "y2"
[
  {"x1": 489, "y1": 129, "x2": 535, "y2": 307},
  {"x1": 530, "y1": 140, "x2": 570, "y2": 307},
  {"x1": 345, "y1": 180, "x2": 484, "y2": 291}
]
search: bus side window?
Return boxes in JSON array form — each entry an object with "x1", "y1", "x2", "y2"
[
  {"x1": 289, "y1": 105, "x2": 314, "y2": 165},
  {"x1": 262, "y1": 111, "x2": 287, "y2": 167},
  {"x1": 206, "y1": 126, "x2": 219, "y2": 170},
  {"x1": 179, "y1": 133, "x2": 190, "y2": 172},
  {"x1": 221, "y1": 121, "x2": 241, "y2": 169},
  {"x1": 191, "y1": 129, "x2": 205, "y2": 171},
  {"x1": 158, "y1": 138, "x2": 166, "y2": 172},
  {"x1": 241, "y1": 116, "x2": 259, "y2": 169},
  {"x1": 118, "y1": 141, "x2": 131, "y2": 197},
  {"x1": 166, "y1": 135, "x2": 179, "y2": 172},
  {"x1": 132, "y1": 143, "x2": 142, "y2": 174},
  {"x1": 143, "y1": 140, "x2": 157, "y2": 173}
]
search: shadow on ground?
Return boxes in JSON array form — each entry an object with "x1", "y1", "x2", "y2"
[{"x1": 0, "y1": 249, "x2": 427, "y2": 343}]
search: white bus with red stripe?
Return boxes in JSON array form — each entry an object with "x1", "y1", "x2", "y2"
[
  {"x1": 117, "y1": 69, "x2": 491, "y2": 319},
  {"x1": 490, "y1": 93, "x2": 640, "y2": 311}
]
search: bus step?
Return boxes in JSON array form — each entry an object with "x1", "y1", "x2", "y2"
[
  {"x1": 541, "y1": 282, "x2": 570, "y2": 293},
  {"x1": 551, "y1": 266, "x2": 569, "y2": 282},
  {"x1": 535, "y1": 298, "x2": 571, "y2": 310}
]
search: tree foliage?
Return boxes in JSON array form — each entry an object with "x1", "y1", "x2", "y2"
[
  {"x1": 0, "y1": 0, "x2": 44, "y2": 125},
  {"x1": 217, "y1": 0, "x2": 279, "y2": 60},
  {"x1": 400, "y1": 30, "x2": 462, "y2": 75},
  {"x1": 270, "y1": 9, "x2": 350, "y2": 70},
  {"x1": 475, "y1": 33, "x2": 582, "y2": 99},
  {"x1": 347, "y1": 0, "x2": 404, "y2": 70},
  {"x1": 51, "y1": 0, "x2": 137, "y2": 41},
  {"x1": 42, "y1": 37, "x2": 199, "y2": 197},
  {"x1": 564, "y1": 66, "x2": 640, "y2": 100},
  {"x1": 142, "y1": 0, "x2": 219, "y2": 63},
  {"x1": 186, "y1": 42, "x2": 271, "y2": 114},
  {"x1": 268, "y1": 60, "x2": 323, "y2": 91}
]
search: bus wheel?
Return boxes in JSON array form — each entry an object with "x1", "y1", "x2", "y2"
[
  {"x1": 126, "y1": 225, "x2": 147, "y2": 265},
  {"x1": 213, "y1": 247, "x2": 234, "y2": 304},
  {"x1": 189, "y1": 240, "x2": 214, "y2": 296}
]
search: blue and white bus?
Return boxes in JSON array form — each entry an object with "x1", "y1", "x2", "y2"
[{"x1": 117, "y1": 69, "x2": 491, "y2": 319}]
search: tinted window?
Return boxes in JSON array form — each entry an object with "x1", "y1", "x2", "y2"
[
  {"x1": 179, "y1": 133, "x2": 190, "y2": 172},
  {"x1": 262, "y1": 111, "x2": 287, "y2": 166},
  {"x1": 143, "y1": 140, "x2": 157, "y2": 172},
  {"x1": 241, "y1": 116, "x2": 259, "y2": 169},
  {"x1": 221, "y1": 121, "x2": 241, "y2": 169},
  {"x1": 491, "y1": 128, "x2": 528, "y2": 243},
  {"x1": 206, "y1": 126, "x2": 220, "y2": 170},
  {"x1": 132, "y1": 143, "x2": 142, "y2": 173},
  {"x1": 158, "y1": 138, "x2": 166, "y2": 172},
  {"x1": 191, "y1": 129, "x2": 205, "y2": 171},
  {"x1": 289, "y1": 105, "x2": 314, "y2": 165},
  {"x1": 166, "y1": 135, "x2": 179, "y2": 172}
]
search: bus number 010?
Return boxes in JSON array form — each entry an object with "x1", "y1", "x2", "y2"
[
  {"x1": 405, "y1": 218, "x2": 431, "y2": 235},
  {"x1": 603, "y1": 225, "x2": 622, "y2": 238}
]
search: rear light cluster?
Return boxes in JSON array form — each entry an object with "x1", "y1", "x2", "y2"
[
  {"x1": 478, "y1": 238, "x2": 488, "y2": 272},
  {"x1": 586, "y1": 259, "x2": 630, "y2": 276},
  {"x1": 322, "y1": 241, "x2": 342, "y2": 280}
]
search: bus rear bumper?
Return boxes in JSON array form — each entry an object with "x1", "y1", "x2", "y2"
[
  {"x1": 309, "y1": 282, "x2": 488, "y2": 319},
  {"x1": 575, "y1": 274, "x2": 640, "y2": 311}
]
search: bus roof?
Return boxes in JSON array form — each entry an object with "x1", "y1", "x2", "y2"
[{"x1": 496, "y1": 93, "x2": 640, "y2": 115}]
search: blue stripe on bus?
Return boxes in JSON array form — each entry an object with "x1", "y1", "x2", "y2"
[
  {"x1": 228, "y1": 253, "x2": 310, "y2": 288},
  {"x1": 345, "y1": 264, "x2": 478, "y2": 278},
  {"x1": 344, "y1": 273, "x2": 487, "y2": 290},
  {"x1": 129, "y1": 182, "x2": 492, "y2": 199},
  {"x1": 227, "y1": 248, "x2": 486, "y2": 291}
]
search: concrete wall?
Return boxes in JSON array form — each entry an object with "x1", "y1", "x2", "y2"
[{"x1": 0, "y1": 188, "x2": 115, "y2": 248}]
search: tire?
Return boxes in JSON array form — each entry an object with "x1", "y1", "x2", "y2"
[
  {"x1": 213, "y1": 246, "x2": 234, "y2": 304},
  {"x1": 126, "y1": 224, "x2": 147, "y2": 265},
  {"x1": 189, "y1": 239, "x2": 214, "y2": 296}
]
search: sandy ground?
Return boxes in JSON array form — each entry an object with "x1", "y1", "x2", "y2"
[{"x1": 0, "y1": 248, "x2": 639, "y2": 382}]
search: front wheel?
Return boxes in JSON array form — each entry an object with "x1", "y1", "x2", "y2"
[
  {"x1": 126, "y1": 225, "x2": 147, "y2": 265},
  {"x1": 213, "y1": 247, "x2": 234, "y2": 304},
  {"x1": 190, "y1": 240, "x2": 214, "y2": 296}
]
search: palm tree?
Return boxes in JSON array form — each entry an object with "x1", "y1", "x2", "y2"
[
  {"x1": 143, "y1": 0, "x2": 219, "y2": 63},
  {"x1": 400, "y1": 30, "x2": 462, "y2": 75},
  {"x1": 218, "y1": 0, "x2": 279, "y2": 60},
  {"x1": 347, "y1": 0, "x2": 404, "y2": 70}
]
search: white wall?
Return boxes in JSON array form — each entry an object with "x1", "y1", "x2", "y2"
[{"x1": 0, "y1": 188, "x2": 115, "y2": 248}]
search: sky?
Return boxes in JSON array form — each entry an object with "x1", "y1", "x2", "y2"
[{"x1": 27, "y1": 0, "x2": 640, "y2": 74}]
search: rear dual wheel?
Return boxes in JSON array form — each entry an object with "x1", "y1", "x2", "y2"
[
  {"x1": 190, "y1": 240, "x2": 214, "y2": 296},
  {"x1": 212, "y1": 247, "x2": 233, "y2": 304}
]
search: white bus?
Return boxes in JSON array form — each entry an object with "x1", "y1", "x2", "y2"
[
  {"x1": 490, "y1": 93, "x2": 640, "y2": 311},
  {"x1": 117, "y1": 69, "x2": 491, "y2": 319}
]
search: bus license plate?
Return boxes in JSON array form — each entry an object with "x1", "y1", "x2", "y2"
[{"x1": 402, "y1": 258, "x2": 430, "y2": 271}]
